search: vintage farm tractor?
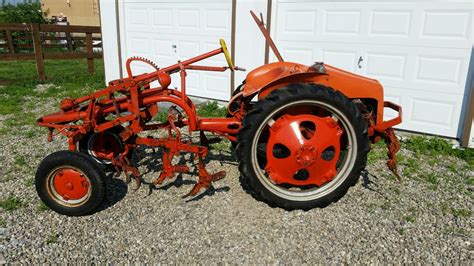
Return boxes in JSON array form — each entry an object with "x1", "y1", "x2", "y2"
[{"x1": 35, "y1": 11, "x2": 401, "y2": 216}]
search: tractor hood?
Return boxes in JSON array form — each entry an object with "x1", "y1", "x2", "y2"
[{"x1": 242, "y1": 61, "x2": 382, "y2": 100}]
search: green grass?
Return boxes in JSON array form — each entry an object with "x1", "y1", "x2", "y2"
[
  {"x1": 46, "y1": 232, "x2": 60, "y2": 244},
  {"x1": 14, "y1": 155, "x2": 27, "y2": 167},
  {"x1": 450, "y1": 208, "x2": 472, "y2": 218},
  {"x1": 25, "y1": 178, "x2": 34, "y2": 187},
  {"x1": 367, "y1": 140, "x2": 386, "y2": 165},
  {"x1": 197, "y1": 101, "x2": 227, "y2": 118},
  {"x1": 403, "y1": 207, "x2": 417, "y2": 223},
  {"x1": 404, "y1": 136, "x2": 473, "y2": 166},
  {"x1": 0, "y1": 59, "x2": 105, "y2": 133},
  {"x1": 37, "y1": 201, "x2": 50, "y2": 212},
  {"x1": 0, "y1": 218, "x2": 5, "y2": 227},
  {"x1": 0, "y1": 196, "x2": 24, "y2": 211}
]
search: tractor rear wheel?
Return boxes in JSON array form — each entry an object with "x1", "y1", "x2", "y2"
[
  {"x1": 236, "y1": 83, "x2": 369, "y2": 210},
  {"x1": 79, "y1": 126, "x2": 132, "y2": 169},
  {"x1": 35, "y1": 151, "x2": 106, "y2": 216}
]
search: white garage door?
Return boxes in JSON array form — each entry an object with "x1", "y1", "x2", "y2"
[
  {"x1": 120, "y1": 0, "x2": 232, "y2": 100},
  {"x1": 272, "y1": 1, "x2": 473, "y2": 138}
]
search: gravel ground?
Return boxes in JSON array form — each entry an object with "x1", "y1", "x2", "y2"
[{"x1": 0, "y1": 104, "x2": 473, "y2": 263}]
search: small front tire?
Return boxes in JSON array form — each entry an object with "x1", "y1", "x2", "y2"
[{"x1": 35, "y1": 151, "x2": 106, "y2": 216}]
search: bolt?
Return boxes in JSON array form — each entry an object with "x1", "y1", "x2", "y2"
[
  {"x1": 62, "y1": 194, "x2": 70, "y2": 201},
  {"x1": 57, "y1": 170, "x2": 63, "y2": 176},
  {"x1": 65, "y1": 182, "x2": 73, "y2": 190}
]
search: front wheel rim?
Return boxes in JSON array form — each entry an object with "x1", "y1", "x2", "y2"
[
  {"x1": 250, "y1": 100, "x2": 358, "y2": 202},
  {"x1": 46, "y1": 166, "x2": 92, "y2": 207}
]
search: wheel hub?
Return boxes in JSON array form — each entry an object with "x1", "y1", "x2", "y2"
[
  {"x1": 52, "y1": 168, "x2": 90, "y2": 200},
  {"x1": 265, "y1": 114, "x2": 343, "y2": 186},
  {"x1": 296, "y1": 145, "x2": 318, "y2": 167}
]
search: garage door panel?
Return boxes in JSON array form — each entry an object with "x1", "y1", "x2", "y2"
[
  {"x1": 126, "y1": 3, "x2": 231, "y2": 37},
  {"x1": 414, "y1": 54, "x2": 464, "y2": 87},
  {"x1": 322, "y1": 9, "x2": 362, "y2": 36},
  {"x1": 122, "y1": 1, "x2": 231, "y2": 100},
  {"x1": 365, "y1": 52, "x2": 406, "y2": 81},
  {"x1": 421, "y1": 10, "x2": 471, "y2": 41},
  {"x1": 384, "y1": 86, "x2": 463, "y2": 136},
  {"x1": 275, "y1": 2, "x2": 472, "y2": 49},
  {"x1": 369, "y1": 10, "x2": 412, "y2": 37},
  {"x1": 358, "y1": 45, "x2": 469, "y2": 95}
]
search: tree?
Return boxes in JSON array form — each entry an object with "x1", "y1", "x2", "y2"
[{"x1": 0, "y1": 3, "x2": 50, "y2": 24}]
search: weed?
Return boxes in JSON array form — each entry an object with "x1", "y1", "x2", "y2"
[
  {"x1": 210, "y1": 139, "x2": 231, "y2": 152},
  {"x1": 197, "y1": 101, "x2": 227, "y2": 118},
  {"x1": 0, "y1": 218, "x2": 5, "y2": 227},
  {"x1": 46, "y1": 232, "x2": 60, "y2": 244},
  {"x1": 153, "y1": 111, "x2": 168, "y2": 123},
  {"x1": 0, "y1": 196, "x2": 24, "y2": 211},
  {"x1": 403, "y1": 213, "x2": 416, "y2": 223},
  {"x1": 366, "y1": 203, "x2": 377, "y2": 213},
  {"x1": 397, "y1": 228, "x2": 405, "y2": 235},
  {"x1": 393, "y1": 187, "x2": 401, "y2": 195},
  {"x1": 444, "y1": 226, "x2": 468, "y2": 236},
  {"x1": 403, "y1": 207, "x2": 417, "y2": 223},
  {"x1": 14, "y1": 155, "x2": 27, "y2": 167},
  {"x1": 465, "y1": 177, "x2": 474, "y2": 186},
  {"x1": 402, "y1": 157, "x2": 419, "y2": 176},
  {"x1": 419, "y1": 173, "x2": 438, "y2": 185},
  {"x1": 37, "y1": 201, "x2": 50, "y2": 212},
  {"x1": 450, "y1": 208, "x2": 471, "y2": 218},
  {"x1": 25, "y1": 178, "x2": 34, "y2": 187},
  {"x1": 404, "y1": 136, "x2": 473, "y2": 166},
  {"x1": 446, "y1": 162, "x2": 458, "y2": 173}
]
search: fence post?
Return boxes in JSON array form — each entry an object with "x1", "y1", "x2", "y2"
[
  {"x1": 85, "y1": 32, "x2": 94, "y2": 73},
  {"x1": 5, "y1": 30, "x2": 15, "y2": 53},
  {"x1": 32, "y1": 23, "x2": 46, "y2": 81},
  {"x1": 65, "y1": 31, "x2": 73, "y2": 51}
]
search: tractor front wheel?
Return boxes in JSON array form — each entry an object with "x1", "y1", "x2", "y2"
[
  {"x1": 236, "y1": 83, "x2": 369, "y2": 210},
  {"x1": 35, "y1": 151, "x2": 106, "y2": 216}
]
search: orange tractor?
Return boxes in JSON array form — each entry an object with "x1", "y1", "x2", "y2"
[{"x1": 35, "y1": 12, "x2": 401, "y2": 216}]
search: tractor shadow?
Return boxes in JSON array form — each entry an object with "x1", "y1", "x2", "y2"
[
  {"x1": 97, "y1": 173, "x2": 128, "y2": 212},
  {"x1": 360, "y1": 170, "x2": 390, "y2": 198},
  {"x1": 131, "y1": 145, "x2": 234, "y2": 201}
]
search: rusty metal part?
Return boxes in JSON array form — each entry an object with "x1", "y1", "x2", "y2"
[
  {"x1": 250, "y1": 11, "x2": 284, "y2": 62},
  {"x1": 379, "y1": 127, "x2": 401, "y2": 179}
]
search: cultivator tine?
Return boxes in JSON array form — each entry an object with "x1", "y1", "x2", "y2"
[
  {"x1": 182, "y1": 170, "x2": 226, "y2": 198},
  {"x1": 380, "y1": 127, "x2": 401, "y2": 179}
]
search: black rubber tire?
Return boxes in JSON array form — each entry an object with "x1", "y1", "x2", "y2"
[
  {"x1": 236, "y1": 83, "x2": 369, "y2": 210},
  {"x1": 35, "y1": 151, "x2": 106, "y2": 216}
]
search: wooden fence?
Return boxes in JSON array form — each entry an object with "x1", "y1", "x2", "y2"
[{"x1": 0, "y1": 23, "x2": 102, "y2": 80}]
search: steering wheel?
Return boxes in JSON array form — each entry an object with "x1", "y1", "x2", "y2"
[{"x1": 220, "y1": 39, "x2": 235, "y2": 71}]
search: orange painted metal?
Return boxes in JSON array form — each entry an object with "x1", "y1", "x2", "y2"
[
  {"x1": 52, "y1": 168, "x2": 90, "y2": 201},
  {"x1": 265, "y1": 114, "x2": 342, "y2": 186}
]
